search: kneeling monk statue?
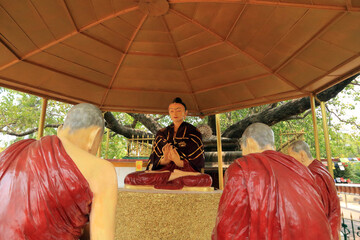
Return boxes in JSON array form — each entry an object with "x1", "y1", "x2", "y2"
[
  {"x1": 288, "y1": 140, "x2": 340, "y2": 240},
  {"x1": 212, "y1": 123, "x2": 332, "y2": 239},
  {"x1": 125, "y1": 98, "x2": 212, "y2": 190},
  {"x1": 0, "y1": 103, "x2": 117, "y2": 240}
]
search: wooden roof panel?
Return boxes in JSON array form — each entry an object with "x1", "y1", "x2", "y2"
[
  {"x1": 27, "y1": 51, "x2": 111, "y2": 86},
  {"x1": 187, "y1": 54, "x2": 256, "y2": 80},
  {"x1": 28, "y1": 0, "x2": 76, "y2": 39},
  {"x1": 134, "y1": 30, "x2": 172, "y2": 43},
  {"x1": 304, "y1": 56, "x2": 360, "y2": 92},
  {"x1": 209, "y1": 3, "x2": 246, "y2": 39},
  {"x1": 119, "y1": 9, "x2": 146, "y2": 27},
  {"x1": 219, "y1": 83, "x2": 257, "y2": 103},
  {"x1": 141, "y1": 16, "x2": 168, "y2": 31},
  {"x1": 312, "y1": 0, "x2": 346, "y2": 6},
  {"x1": 0, "y1": 61, "x2": 105, "y2": 103},
  {"x1": 111, "y1": 0, "x2": 138, "y2": 13},
  {"x1": 63, "y1": 0, "x2": 97, "y2": 29},
  {"x1": 45, "y1": 43, "x2": 118, "y2": 76},
  {"x1": 0, "y1": 0, "x2": 359, "y2": 116},
  {"x1": 89, "y1": 0, "x2": 115, "y2": 20},
  {"x1": 163, "y1": 12, "x2": 187, "y2": 30},
  {"x1": 352, "y1": 0, "x2": 360, "y2": 7},
  {"x1": 170, "y1": 21, "x2": 203, "y2": 42},
  {"x1": 103, "y1": 90, "x2": 195, "y2": 114},
  {"x1": 170, "y1": 3, "x2": 197, "y2": 19},
  {"x1": 128, "y1": 42, "x2": 178, "y2": 57},
  {"x1": 181, "y1": 43, "x2": 237, "y2": 70},
  {"x1": 195, "y1": 90, "x2": 233, "y2": 110},
  {"x1": 83, "y1": 25, "x2": 129, "y2": 52},
  {"x1": 330, "y1": 56, "x2": 360, "y2": 77},
  {"x1": 0, "y1": 42, "x2": 17, "y2": 67},
  {"x1": 102, "y1": 17, "x2": 136, "y2": 40},
  {"x1": 192, "y1": 3, "x2": 220, "y2": 29},
  {"x1": 0, "y1": 1, "x2": 55, "y2": 47},
  {"x1": 114, "y1": 67, "x2": 186, "y2": 88},
  {"x1": 278, "y1": 59, "x2": 326, "y2": 88},
  {"x1": 191, "y1": 65, "x2": 269, "y2": 92},
  {"x1": 0, "y1": 6, "x2": 38, "y2": 56},
  {"x1": 62, "y1": 34, "x2": 123, "y2": 64},
  {"x1": 244, "y1": 6, "x2": 308, "y2": 60},
  {"x1": 320, "y1": 12, "x2": 360, "y2": 53},
  {"x1": 245, "y1": 75, "x2": 295, "y2": 98},
  {"x1": 296, "y1": 39, "x2": 355, "y2": 71},
  {"x1": 176, "y1": 31, "x2": 221, "y2": 56},
  {"x1": 122, "y1": 55, "x2": 181, "y2": 70},
  {"x1": 112, "y1": 76, "x2": 189, "y2": 93},
  {"x1": 228, "y1": 4, "x2": 276, "y2": 50},
  {"x1": 261, "y1": 9, "x2": 342, "y2": 70}
]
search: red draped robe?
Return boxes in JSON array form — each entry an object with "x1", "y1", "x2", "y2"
[
  {"x1": 0, "y1": 136, "x2": 93, "y2": 240},
  {"x1": 309, "y1": 160, "x2": 340, "y2": 240},
  {"x1": 212, "y1": 150, "x2": 332, "y2": 240}
]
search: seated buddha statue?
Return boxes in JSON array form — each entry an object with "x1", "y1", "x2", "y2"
[{"x1": 124, "y1": 97, "x2": 212, "y2": 190}]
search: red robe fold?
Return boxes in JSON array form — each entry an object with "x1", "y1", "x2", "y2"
[
  {"x1": 309, "y1": 160, "x2": 340, "y2": 240},
  {"x1": 0, "y1": 136, "x2": 93, "y2": 240},
  {"x1": 212, "y1": 150, "x2": 332, "y2": 240}
]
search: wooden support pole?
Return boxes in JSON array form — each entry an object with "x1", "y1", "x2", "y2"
[
  {"x1": 320, "y1": 101, "x2": 334, "y2": 178},
  {"x1": 215, "y1": 114, "x2": 224, "y2": 190},
  {"x1": 37, "y1": 98, "x2": 48, "y2": 140},
  {"x1": 310, "y1": 94, "x2": 321, "y2": 160}
]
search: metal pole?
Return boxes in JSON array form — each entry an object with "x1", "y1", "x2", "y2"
[
  {"x1": 37, "y1": 98, "x2": 48, "y2": 140},
  {"x1": 310, "y1": 94, "x2": 321, "y2": 160},
  {"x1": 215, "y1": 114, "x2": 224, "y2": 190},
  {"x1": 320, "y1": 101, "x2": 334, "y2": 178},
  {"x1": 105, "y1": 128, "x2": 110, "y2": 159}
]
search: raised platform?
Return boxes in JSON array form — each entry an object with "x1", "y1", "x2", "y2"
[{"x1": 115, "y1": 188, "x2": 222, "y2": 240}]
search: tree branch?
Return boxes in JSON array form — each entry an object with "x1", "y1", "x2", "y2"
[
  {"x1": 104, "y1": 112, "x2": 152, "y2": 138},
  {"x1": 127, "y1": 113, "x2": 162, "y2": 134},
  {"x1": 283, "y1": 109, "x2": 312, "y2": 120},
  {"x1": 0, "y1": 124, "x2": 60, "y2": 137},
  {"x1": 325, "y1": 105, "x2": 360, "y2": 130},
  {"x1": 222, "y1": 74, "x2": 359, "y2": 138}
]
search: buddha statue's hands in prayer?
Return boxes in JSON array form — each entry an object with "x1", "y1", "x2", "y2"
[
  {"x1": 159, "y1": 144, "x2": 172, "y2": 165},
  {"x1": 169, "y1": 145, "x2": 184, "y2": 168}
]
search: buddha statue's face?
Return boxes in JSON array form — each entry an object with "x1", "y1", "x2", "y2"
[{"x1": 169, "y1": 103, "x2": 187, "y2": 125}]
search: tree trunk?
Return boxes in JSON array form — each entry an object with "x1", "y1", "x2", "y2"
[
  {"x1": 207, "y1": 115, "x2": 216, "y2": 135},
  {"x1": 222, "y1": 74, "x2": 358, "y2": 139},
  {"x1": 104, "y1": 112, "x2": 152, "y2": 139}
]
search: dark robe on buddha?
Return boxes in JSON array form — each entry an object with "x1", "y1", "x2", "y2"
[
  {"x1": 309, "y1": 159, "x2": 340, "y2": 240},
  {"x1": 147, "y1": 121, "x2": 204, "y2": 172},
  {"x1": 124, "y1": 122, "x2": 210, "y2": 190},
  {"x1": 0, "y1": 135, "x2": 93, "y2": 240},
  {"x1": 212, "y1": 150, "x2": 332, "y2": 240}
]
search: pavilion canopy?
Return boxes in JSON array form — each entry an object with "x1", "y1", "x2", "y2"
[{"x1": 0, "y1": 0, "x2": 359, "y2": 116}]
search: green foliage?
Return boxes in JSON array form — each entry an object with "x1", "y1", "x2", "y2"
[
  {"x1": 0, "y1": 89, "x2": 72, "y2": 146},
  {"x1": 1, "y1": 77, "x2": 360, "y2": 166}
]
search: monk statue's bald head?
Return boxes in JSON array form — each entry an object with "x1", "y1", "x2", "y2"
[
  {"x1": 241, "y1": 123, "x2": 275, "y2": 155},
  {"x1": 63, "y1": 103, "x2": 104, "y2": 134},
  {"x1": 288, "y1": 140, "x2": 314, "y2": 167},
  {"x1": 59, "y1": 103, "x2": 104, "y2": 155}
]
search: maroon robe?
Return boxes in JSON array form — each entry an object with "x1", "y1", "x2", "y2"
[
  {"x1": 212, "y1": 150, "x2": 332, "y2": 240},
  {"x1": 0, "y1": 136, "x2": 93, "y2": 240},
  {"x1": 147, "y1": 122, "x2": 204, "y2": 172},
  {"x1": 309, "y1": 160, "x2": 340, "y2": 240}
]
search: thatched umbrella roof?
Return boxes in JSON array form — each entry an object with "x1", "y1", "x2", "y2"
[{"x1": 0, "y1": 0, "x2": 359, "y2": 116}]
